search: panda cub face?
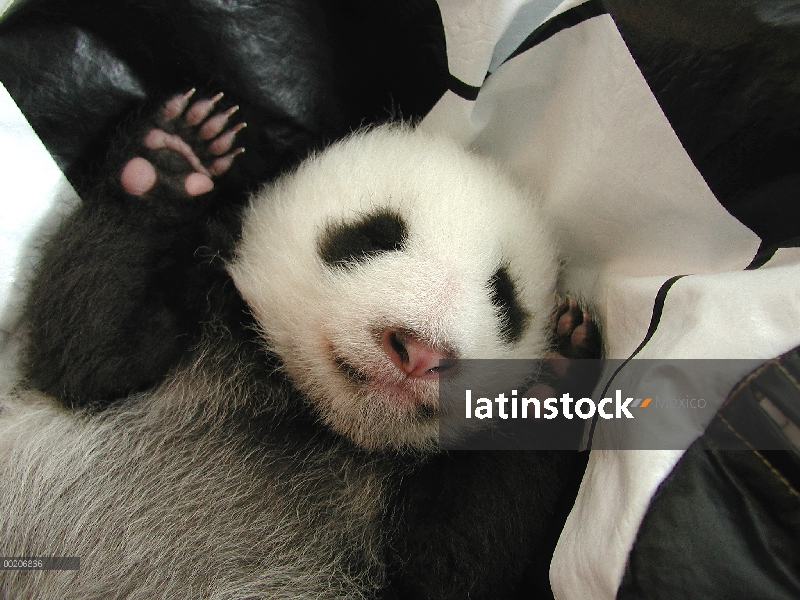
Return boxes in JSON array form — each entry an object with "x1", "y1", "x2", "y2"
[{"x1": 228, "y1": 125, "x2": 557, "y2": 452}]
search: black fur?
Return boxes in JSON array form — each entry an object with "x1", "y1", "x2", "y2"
[
  {"x1": 488, "y1": 267, "x2": 530, "y2": 345},
  {"x1": 388, "y1": 450, "x2": 587, "y2": 600},
  {"x1": 20, "y1": 98, "x2": 242, "y2": 407},
  {"x1": 318, "y1": 210, "x2": 409, "y2": 268}
]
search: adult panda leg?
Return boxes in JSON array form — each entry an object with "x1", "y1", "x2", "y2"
[{"x1": 20, "y1": 91, "x2": 246, "y2": 409}]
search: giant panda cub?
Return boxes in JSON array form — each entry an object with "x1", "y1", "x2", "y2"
[
  {"x1": 228, "y1": 117, "x2": 562, "y2": 452},
  {"x1": 0, "y1": 92, "x2": 596, "y2": 599}
]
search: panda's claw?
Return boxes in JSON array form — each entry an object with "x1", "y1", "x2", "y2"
[
  {"x1": 208, "y1": 122, "x2": 247, "y2": 155},
  {"x1": 199, "y1": 105, "x2": 240, "y2": 140},
  {"x1": 160, "y1": 88, "x2": 197, "y2": 124},
  {"x1": 185, "y1": 92, "x2": 225, "y2": 126},
  {"x1": 209, "y1": 148, "x2": 245, "y2": 176}
]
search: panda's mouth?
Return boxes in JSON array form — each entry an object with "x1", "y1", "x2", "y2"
[
  {"x1": 332, "y1": 353, "x2": 439, "y2": 411},
  {"x1": 333, "y1": 356, "x2": 368, "y2": 382}
]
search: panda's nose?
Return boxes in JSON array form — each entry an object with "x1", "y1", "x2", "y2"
[{"x1": 380, "y1": 328, "x2": 455, "y2": 379}]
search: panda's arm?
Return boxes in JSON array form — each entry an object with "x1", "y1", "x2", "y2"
[{"x1": 21, "y1": 92, "x2": 247, "y2": 408}]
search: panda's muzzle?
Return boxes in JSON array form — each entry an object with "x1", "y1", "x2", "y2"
[{"x1": 380, "y1": 327, "x2": 456, "y2": 379}]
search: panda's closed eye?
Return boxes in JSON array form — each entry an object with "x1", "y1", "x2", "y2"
[
  {"x1": 488, "y1": 266, "x2": 529, "y2": 344},
  {"x1": 318, "y1": 210, "x2": 408, "y2": 268}
]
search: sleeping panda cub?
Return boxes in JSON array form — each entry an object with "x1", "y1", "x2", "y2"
[
  {"x1": 1, "y1": 92, "x2": 597, "y2": 599},
  {"x1": 228, "y1": 117, "x2": 561, "y2": 452}
]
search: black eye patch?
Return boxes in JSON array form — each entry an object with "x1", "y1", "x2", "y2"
[
  {"x1": 318, "y1": 210, "x2": 408, "y2": 268},
  {"x1": 488, "y1": 266, "x2": 530, "y2": 344}
]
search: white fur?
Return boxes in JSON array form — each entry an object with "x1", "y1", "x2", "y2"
[{"x1": 229, "y1": 124, "x2": 557, "y2": 450}]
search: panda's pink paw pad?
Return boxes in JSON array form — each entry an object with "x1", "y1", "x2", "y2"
[
  {"x1": 551, "y1": 295, "x2": 601, "y2": 359},
  {"x1": 120, "y1": 90, "x2": 246, "y2": 198}
]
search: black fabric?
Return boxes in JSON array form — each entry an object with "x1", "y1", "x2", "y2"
[
  {"x1": 503, "y1": 0, "x2": 607, "y2": 66},
  {"x1": 745, "y1": 236, "x2": 800, "y2": 271},
  {"x1": 0, "y1": 0, "x2": 450, "y2": 198},
  {"x1": 447, "y1": 73, "x2": 480, "y2": 101},
  {"x1": 606, "y1": 0, "x2": 800, "y2": 251},
  {"x1": 618, "y1": 347, "x2": 800, "y2": 600}
]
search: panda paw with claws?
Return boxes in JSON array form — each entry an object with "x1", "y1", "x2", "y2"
[{"x1": 119, "y1": 89, "x2": 246, "y2": 201}]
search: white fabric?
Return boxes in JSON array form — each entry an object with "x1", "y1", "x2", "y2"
[
  {"x1": 424, "y1": 1, "x2": 800, "y2": 598},
  {"x1": 0, "y1": 0, "x2": 28, "y2": 19}
]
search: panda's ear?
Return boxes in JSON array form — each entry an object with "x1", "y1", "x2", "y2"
[
  {"x1": 487, "y1": 266, "x2": 530, "y2": 344},
  {"x1": 318, "y1": 209, "x2": 408, "y2": 268}
]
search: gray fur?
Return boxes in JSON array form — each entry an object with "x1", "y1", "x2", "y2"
[{"x1": 1, "y1": 326, "x2": 394, "y2": 599}]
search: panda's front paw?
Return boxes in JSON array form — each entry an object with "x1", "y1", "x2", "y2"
[
  {"x1": 119, "y1": 89, "x2": 246, "y2": 200},
  {"x1": 551, "y1": 294, "x2": 601, "y2": 360},
  {"x1": 527, "y1": 295, "x2": 602, "y2": 404}
]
